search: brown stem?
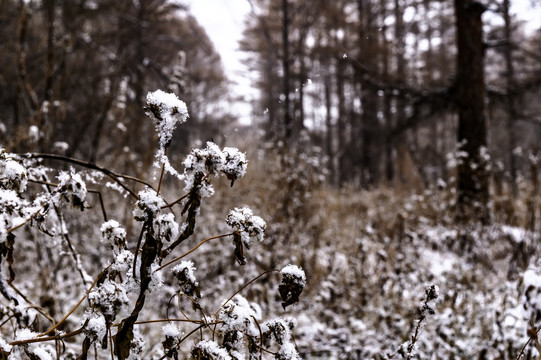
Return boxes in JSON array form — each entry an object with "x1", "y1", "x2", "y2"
[{"x1": 155, "y1": 233, "x2": 233, "y2": 272}]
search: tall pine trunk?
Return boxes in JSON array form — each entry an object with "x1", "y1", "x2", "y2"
[{"x1": 454, "y1": 0, "x2": 490, "y2": 223}]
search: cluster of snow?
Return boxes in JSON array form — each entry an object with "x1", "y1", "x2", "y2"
[
  {"x1": 225, "y1": 207, "x2": 266, "y2": 248},
  {"x1": 88, "y1": 278, "x2": 130, "y2": 320},
  {"x1": 172, "y1": 260, "x2": 199, "y2": 298},
  {"x1": 218, "y1": 294, "x2": 260, "y2": 336},
  {"x1": 261, "y1": 318, "x2": 301, "y2": 360},
  {"x1": 56, "y1": 168, "x2": 88, "y2": 209},
  {"x1": 153, "y1": 213, "x2": 180, "y2": 243},
  {"x1": 0, "y1": 150, "x2": 27, "y2": 192},
  {"x1": 172, "y1": 260, "x2": 197, "y2": 284},
  {"x1": 146, "y1": 90, "x2": 190, "y2": 180},
  {"x1": 522, "y1": 266, "x2": 541, "y2": 322},
  {"x1": 0, "y1": 337, "x2": 11, "y2": 353},
  {"x1": 182, "y1": 142, "x2": 247, "y2": 197},
  {"x1": 132, "y1": 188, "x2": 166, "y2": 221},
  {"x1": 83, "y1": 312, "x2": 107, "y2": 342},
  {"x1": 100, "y1": 219, "x2": 127, "y2": 251},
  {"x1": 162, "y1": 323, "x2": 181, "y2": 338},
  {"x1": 27, "y1": 345, "x2": 54, "y2": 360},
  {"x1": 280, "y1": 265, "x2": 306, "y2": 287},
  {"x1": 110, "y1": 249, "x2": 135, "y2": 274},
  {"x1": 145, "y1": 90, "x2": 188, "y2": 149},
  {"x1": 14, "y1": 328, "x2": 38, "y2": 341},
  {"x1": 191, "y1": 340, "x2": 231, "y2": 360}
]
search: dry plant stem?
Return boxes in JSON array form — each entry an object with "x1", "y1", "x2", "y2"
[
  {"x1": 251, "y1": 315, "x2": 264, "y2": 360},
  {"x1": 161, "y1": 193, "x2": 188, "y2": 209},
  {"x1": 156, "y1": 233, "x2": 234, "y2": 272},
  {"x1": 214, "y1": 269, "x2": 279, "y2": 317},
  {"x1": 44, "y1": 177, "x2": 90, "y2": 288},
  {"x1": 10, "y1": 326, "x2": 85, "y2": 346},
  {"x1": 8, "y1": 283, "x2": 55, "y2": 327},
  {"x1": 27, "y1": 179, "x2": 108, "y2": 221},
  {"x1": 132, "y1": 224, "x2": 147, "y2": 279},
  {"x1": 177, "y1": 293, "x2": 197, "y2": 322},
  {"x1": 22, "y1": 153, "x2": 150, "y2": 198},
  {"x1": 156, "y1": 148, "x2": 167, "y2": 195},
  {"x1": 134, "y1": 318, "x2": 207, "y2": 325},
  {"x1": 517, "y1": 327, "x2": 541, "y2": 360},
  {"x1": 38, "y1": 264, "x2": 112, "y2": 337}
]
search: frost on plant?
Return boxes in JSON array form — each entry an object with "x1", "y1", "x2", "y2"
[
  {"x1": 222, "y1": 147, "x2": 247, "y2": 186},
  {"x1": 162, "y1": 323, "x2": 182, "y2": 359},
  {"x1": 0, "y1": 89, "x2": 307, "y2": 360},
  {"x1": 133, "y1": 188, "x2": 166, "y2": 222},
  {"x1": 522, "y1": 266, "x2": 541, "y2": 323},
  {"x1": 154, "y1": 213, "x2": 180, "y2": 243},
  {"x1": 182, "y1": 142, "x2": 248, "y2": 198},
  {"x1": 172, "y1": 260, "x2": 200, "y2": 300},
  {"x1": 278, "y1": 265, "x2": 306, "y2": 309},
  {"x1": 191, "y1": 339, "x2": 232, "y2": 360},
  {"x1": 145, "y1": 90, "x2": 188, "y2": 149},
  {"x1": 226, "y1": 207, "x2": 266, "y2": 265},
  {"x1": 0, "y1": 149, "x2": 27, "y2": 193},
  {"x1": 101, "y1": 219, "x2": 127, "y2": 252},
  {"x1": 219, "y1": 294, "x2": 260, "y2": 356},
  {"x1": 57, "y1": 168, "x2": 88, "y2": 210}
]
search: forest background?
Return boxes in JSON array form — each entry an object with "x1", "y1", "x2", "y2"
[{"x1": 2, "y1": 0, "x2": 541, "y2": 359}]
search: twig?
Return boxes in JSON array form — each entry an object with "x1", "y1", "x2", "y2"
[
  {"x1": 155, "y1": 233, "x2": 233, "y2": 272},
  {"x1": 38, "y1": 264, "x2": 111, "y2": 337},
  {"x1": 214, "y1": 269, "x2": 279, "y2": 317},
  {"x1": 20, "y1": 153, "x2": 150, "y2": 199}
]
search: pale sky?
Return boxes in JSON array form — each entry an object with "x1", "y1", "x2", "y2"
[{"x1": 187, "y1": 0, "x2": 254, "y2": 125}]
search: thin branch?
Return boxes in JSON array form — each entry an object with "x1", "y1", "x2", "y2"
[
  {"x1": 20, "y1": 153, "x2": 151, "y2": 199},
  {"x1": 10, "y1": 326, "x2": 85, "y2": 346},
  {"x1": 214, "y1": 269, "x2": 279, "y2": 317},
  {"x1": 156, "y1": 233, "x2": 233, "y2": 272},
  {"x1": 38, "y1": 264, "x2": 111, "y2": 337}
]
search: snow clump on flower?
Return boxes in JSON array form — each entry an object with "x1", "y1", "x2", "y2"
[
  {"x1": 522, "y1": 266, "x2": 541, "y2": 322},
  {"x1": 278, "y1": 265, "x2": 306, "y2": 309},
  {"x1": 226, "y1": 207, "x2": 266, "y2": 247},
  {"x1": 172, "y1": 260, "x2": 200, "y2": 298},
  {"x1": 190, "y1": 340, "x2": 231, "y2": 360},
  {"x1": 181, "y1": 142, "x2": 248, "y2": 197},
  {"x1": 162, "y1": 323, "x2": 181, "y2": 338},
  {"x1": 0, "y1": 149, "x2": 27, "y2": 192},
  {"x1": 219, "y1": 294, "x2": 260, "y2": 335},
  {"x1": 100, "y1": 220, "x2": 127, "y2": 251},
  {"x1": 154, "y1": 213, "x2": 179, "y2": 243},
  {"x1": 222, "y1": 147, "x2": 247, "y2": 186},
  {"x1": 83, "y1": 312, "x2": 107, "y2": 342},
  {"x1": 145, "y1": 90, "x2": 188, "y2": 149},
  {"x1": 56, "y1": 168, "x2": 88, "y2": 210},
  {"x1": 133, "y1": 188, "x2": 165, "y2": 221}
]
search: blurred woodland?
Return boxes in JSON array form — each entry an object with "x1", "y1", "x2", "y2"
[{"x1": 2, "y1": 0, "x2": 541, "y2": 221}]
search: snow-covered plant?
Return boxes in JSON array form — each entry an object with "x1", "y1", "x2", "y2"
[
  {"x1": 182, "y1": 141, "x2": 248, "y2": 198},
  {"x1": 172, "y1": 260, "x2": 200, "y2": 300},
  {"x1": 0, "y1": 149, "x2": 27, "y2": 193},
  {"x1": 278, "y1": 265, "x2": 306, "y2": 310},
  {"x1": 226, "y1": 207, "x2": 266, "y2": 265},
  {"x1": 522, "y1": 267, "x2": 541, "y2": 324},
  {"x1": 0, "y1": 90, "x2": 305, "y2": 359}
]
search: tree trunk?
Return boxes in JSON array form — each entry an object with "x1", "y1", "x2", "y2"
[
  {"x1": 503, "y1": 0, "x2": 518, "y2": 195},
  {"x1": 281, "y1": 0, "x2": 292, "y2": 141},
  {"x1": 454, "y1": 0, "x2": 489, "y2": 223}
]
